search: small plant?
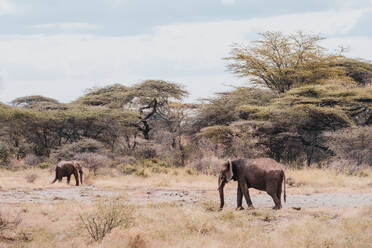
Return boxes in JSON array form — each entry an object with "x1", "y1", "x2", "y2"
[
  {"x1": 200, "y1": 200, "x2": 220, "y2": 212},
  {"x1": 37, "y1": 162, "x2": 52, "y2": 169},
  {"x1": 0, "y1": 212, "x2": 22, "y2": 238},
  {"x1": 24, "y1": 154, "x2": 40, "y2": 166},
  {"x1": 0, "y1": 143, "x2": 10, "y2": 164},
  {"x1": 25, "y1": 173, "x2": 38, "y2": 183},
  {"x1": 118, "y1": 164, "x2": 138, "y2": 175},
  {"x1": 76, "y1": 152, "x2": 111, "y2": 175},
  {"x1": 135, "y1": 169, "x2": 148, "y2": 178},
  {"x1": 80, "y1": 200, "x2": 135, "y2": 241}
]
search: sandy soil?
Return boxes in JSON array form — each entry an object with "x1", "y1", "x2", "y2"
[{"x1": 1, "y1": 185, "x2": 372, "y2": 210}]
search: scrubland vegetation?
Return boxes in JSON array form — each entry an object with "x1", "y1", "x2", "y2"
[{"x1": 0, "y1": 31, "x2": 372, "y2": 247}]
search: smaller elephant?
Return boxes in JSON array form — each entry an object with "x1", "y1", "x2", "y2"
[
  {"x1": 51, "y1": 161, "x2": 83, "y2": 186},
  {"x1": 218, "y1": 158, "x2": 286, "y2": 210}
]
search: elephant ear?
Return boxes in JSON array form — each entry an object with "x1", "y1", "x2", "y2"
[
  {"x1": 74, "y1": 161, "x2": 82, "y2": 171},
  {"x1": 225, "y1": 160, "x2": 234, "y2": 181}
]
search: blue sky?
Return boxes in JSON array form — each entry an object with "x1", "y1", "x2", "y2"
[{"x1": 0, "y1": 0, "x2": 372, "y2": 103}]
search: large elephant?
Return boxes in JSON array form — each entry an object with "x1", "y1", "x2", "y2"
[
  {"x1": 51, "y1": 161, "x2": 83, "y2": 186},
  {"x1": 218, "y1": 158, "x2": 286, "y2": 210}
]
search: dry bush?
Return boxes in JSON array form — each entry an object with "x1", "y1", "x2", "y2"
[
  {"x1": 24, "y1": 173, "x2": 38, "y2": 183},
  {"x1": 328, "y1": 160, "x2": 370, "y2": 177},
  {"x1": 325, "y1": 126, "x2": 372, "y2": 166},
  {"x1": 51, "y1": 138, "x2": 108, "y2": 161},
  {"x1": 133, "y1": 145, "x2": 157, "y2": 159},
  {"x1": 0, "y1": 211, "x2": 22, "y2": 239},
  {"x1": 24, "y1": 154, "x2": 40, "y2": 166},
  {"x1": 113, "y1": 156, "x2": 137, "y2": 166},
  {"x1": 0, "y1": 143, "x2": 11, "y2": 166},
  {"x1": 6, "y1": 158, "x2": 24, "y2": 171},
  {"x1": 188, "y1": 155, "x2": 223, "y2": 175},
  {"x1": 80, "y1": 200, "x2": 135, "y2": 241},
  {"x1": 75, "y1": 152, "x2": 111, "y2": 175}
]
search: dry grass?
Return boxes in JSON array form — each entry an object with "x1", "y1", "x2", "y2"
[
  {"x1": 286, "y1": 168, "x2": 372, "y2": 192},
  {"x1": 1, "y1": 166, "x2": 372, "y2": 247},
  {"x1": 0, "y1": 167, "x2": 371, "y2": 193},
  {"x1": 0, "y1": 201, "x2": 371, "y2": 248}
]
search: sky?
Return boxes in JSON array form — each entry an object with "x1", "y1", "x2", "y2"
[{"x1": 0, "y1": 0, "x2": 372, "y2": 103}]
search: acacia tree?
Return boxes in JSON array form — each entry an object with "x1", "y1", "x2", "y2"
[
  {"x1": 76, "y1": 80, "x2": 188, "y2": 140},
  {"x1": 226, "y1": 32, "x2": 346, "y2": 94}
]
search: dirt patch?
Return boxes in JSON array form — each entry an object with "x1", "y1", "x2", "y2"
[{"x1": 1, "y1": 186, "x2": 372, "y2": 209}]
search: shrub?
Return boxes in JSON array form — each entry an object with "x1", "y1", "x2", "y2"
[
  {"x1": 25, "y1": 173, "x2": 38, "y2": 183},
  {"x1": 142, "y1": 158, "x2": 171, "y2": 168},
  {"x1": 51, "y1": 138, "x2": 108, "y2": 161},
  {"x1": 118, "y1": 164, "x2": 138, "y2": 175},
  {"x1": 133, "y1": 145, "x2": 157, "y2": 159},
  {"x1": 24, "y1": 154, "x2": 40, "y2": 166},
  {"x1": 80, "y1": 200, "x2": 135, "y2": 241},
  {"x1": 188, "y1": 156, "x2": 223, "y2": 175},
  {"x1": 0, "y1": 212, "x2": 21, "y2": 237},
  {"x1": 38, "y1": 161, "x2": 52, "y2": 169},
  {"x1": 0, "y1": 143, "x2": 10, "y2": 164},
  {"x1": 75, "y1": 152, "x2": 111, "y2": 175},
  {"x1": 135, "y1": 169, "x2": 148, "y2": 177},
  {"x1": 325, "y1": 126, "x2": 372, "y2": 166}
]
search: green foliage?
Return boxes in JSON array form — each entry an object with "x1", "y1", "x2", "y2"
[
  {"x1": 197, "y1": 126, "x2": 233, "y2": 145},
  {"x1": 11, "y1": 95, "x2": 66, "y2": 110},
  {"x1": 37, "y1": 162, "x2": 52, "y2": 169},
  {"x1": 118, "y1": 164, "x2": 138, "y2": 175},
  {"x1": 131, "y1": 80, "x2": 188, "y2": 105},
  {"x1": 75, "y1": 84, "x2": 131, "y2": 108},
  {"x1": 142, "y1": 158, "x2": 171, "y2": 168},
  {"x1": 134, "y1": 168, "x2": 148, "y2": 177},
  {"x1": 118, "y1": 158, "x2": 170, "y2": 175},
  {"x1": 195, "y1": 87, "x2": 275, "y2": 129},
  {"x1": 0, "y1": 144, "x2": 10, "y2": 164},
  {"x1": 226, "y1": 31, "x2": 348, "y2": 94},
  {"x1": 336, "y1": 58, "x2": 372, "y2": 86}
]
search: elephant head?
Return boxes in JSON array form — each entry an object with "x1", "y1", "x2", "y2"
[
  {"x1": 217, "y1": 160, "x2": 234, "y2": 209},
  {"x1": 73, "y1": 161, "x2": 83, "y2": 185}
]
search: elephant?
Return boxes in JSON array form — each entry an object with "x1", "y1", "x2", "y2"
[
  {"x1": 218, "y1": 158, "x2": 286, "y2": 210},
  {"x1": 51, "y1": 161, "x2": 83, "y2": 186}
]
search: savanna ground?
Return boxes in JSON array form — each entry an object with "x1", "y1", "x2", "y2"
[{"x1": 0, "y1": 167, "x2": 372, "y2": 248}]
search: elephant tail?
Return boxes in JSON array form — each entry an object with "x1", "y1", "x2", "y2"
[{"x1": 283, "y1": 171, "x2": 286, "y2": 203}]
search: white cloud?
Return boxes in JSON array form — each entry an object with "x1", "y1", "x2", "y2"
[
  {"x1": 221, "y1": 0, "x2": 235, "y2": 5},
  {"x1": 33, "y1": 23, "x2": 101, "y2": 31},
  {"x1": 0, "y1": 0, "x2": 15, "y2": 15},
  {"x1": 0, "y1": 9, "x2": 369, "y2": 103}
]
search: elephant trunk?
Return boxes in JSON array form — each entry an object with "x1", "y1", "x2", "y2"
[
  {"x1": 80, "y1": 171, "x2": 83, "y2": 185},
  {"x1": 218, "y1": 176, "x2": 226, "y2": 210},
  {"x1": 51, "y1": 168, "x2": 58, "y2": 184}
]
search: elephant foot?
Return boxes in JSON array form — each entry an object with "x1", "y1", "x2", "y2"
[
  {"x1": 247, "y1": 205, "x2": 255, "y2": 210},
  {"x1": 272, "y1": 206, "x2": 281, "y2": 210},
  {"x1": 236, "y1": 206, "x2": 244, "y2": 211}
]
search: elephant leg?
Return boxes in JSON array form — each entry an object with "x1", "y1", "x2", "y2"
[
  {"x1": 67, "y1": 175, "x2": 71, "y2": 184},
  {"x1": 267, "y1": 184, "x2": 281, "y2": 210},
  {"x1": 240, "y1": 181, "x2": 254, "y2": 208},
  {"x1": 73, "y1": 171, "x2": 79, "y2": 186},
  {"x1": 276, "y1": 180, "x2": 282, "y2": 209},
  {"x1": 236, "y1": 184, "x2": 244, "y2": 210}
]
